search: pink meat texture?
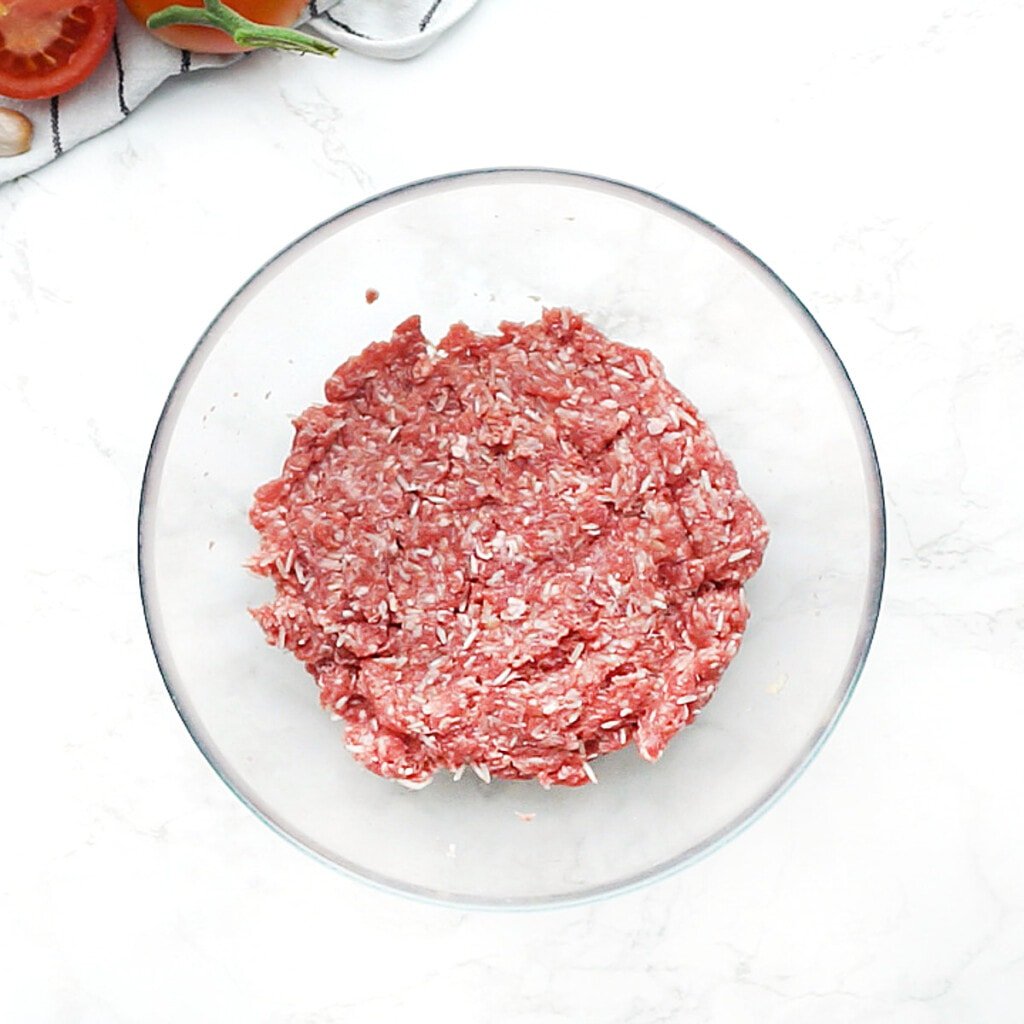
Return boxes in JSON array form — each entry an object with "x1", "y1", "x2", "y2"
[{"x1": 249, "y1": 309, "x2": 768, "y2": 787}]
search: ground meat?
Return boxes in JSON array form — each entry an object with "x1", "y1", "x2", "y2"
[{"x1": 249, "y1": 309, "x2": 768, "y2": 788}]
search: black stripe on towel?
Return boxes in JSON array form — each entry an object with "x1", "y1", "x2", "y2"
[
  {"x1": 113, "y1": 33, "x2": 130, "y2": 116},
  {"x1": 180, "y1": 50, "x2": 192, "y2": 73},
  {"x1": 322, "y1": 10, "x2": 372, "y2": 38},
  {"x1": 308, "y1": 0, "x2": 319, "y2": 15},
  {"x1": 420, "y1": 0, "x2": 443, "y2": 31},
  {"x1": 50, "y1": 97, "x2": 62, "y2": 157}
]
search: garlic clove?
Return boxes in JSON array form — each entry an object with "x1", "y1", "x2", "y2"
[{"x1": 0, "y1": 108, "x2": 34, "y2": 158}]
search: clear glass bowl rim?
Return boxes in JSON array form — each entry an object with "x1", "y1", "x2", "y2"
[{"x1": 138, "y1": 167, "x2": 887, "y2": 910}]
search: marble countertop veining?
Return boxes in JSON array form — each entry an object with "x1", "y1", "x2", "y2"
[{"x1": 1, "y1": 1, "x2": 1022, "y2": 1021}]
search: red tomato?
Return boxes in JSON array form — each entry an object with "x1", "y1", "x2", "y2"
[
  {"x1": 0, "y1": 0, "x2": 116, "y2": 100},
  {"x1": 124, "y1": 0, "x2": 307, "y2": 54}
]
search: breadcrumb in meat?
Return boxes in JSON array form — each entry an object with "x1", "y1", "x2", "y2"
[{"x1": 249, "y1": 309, "x2": 768, "y2": 787}]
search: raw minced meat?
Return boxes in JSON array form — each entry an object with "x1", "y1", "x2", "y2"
[{"x1": 249, "y1": 309, "x2": 768, "y2": 788}]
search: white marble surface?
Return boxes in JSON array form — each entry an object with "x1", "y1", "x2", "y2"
[{"x1": 2, "y1": 0, "x2": 1022, "y2": 1019}]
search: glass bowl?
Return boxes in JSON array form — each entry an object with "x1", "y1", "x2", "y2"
[{"x1": 139, "y1": 168, "x2": 885, "y2": 908}]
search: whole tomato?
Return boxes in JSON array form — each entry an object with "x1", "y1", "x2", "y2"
[{"x1": 124, "y1": 0, "x2": 336, "y2": 56}]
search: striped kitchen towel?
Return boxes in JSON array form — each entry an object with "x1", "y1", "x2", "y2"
[{"x1": 0, "y1": 0, "x2": 479, "y2": 184}]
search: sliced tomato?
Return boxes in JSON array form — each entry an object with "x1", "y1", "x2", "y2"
[
  {"x1": 0, "y1": 0, "x2": 116, "y2": 100},
  {"x1": 124, "y1": 0, "x2": 307, "y2": 54}
]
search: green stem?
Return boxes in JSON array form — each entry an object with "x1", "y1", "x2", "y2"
[{"x1": 147, "y1": 0, "x2": 338, "y2": 56}]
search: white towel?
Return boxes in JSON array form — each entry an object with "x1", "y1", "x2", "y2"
[{"x1": 0, "y1": 0, "x2": 478, "y2": 184}]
